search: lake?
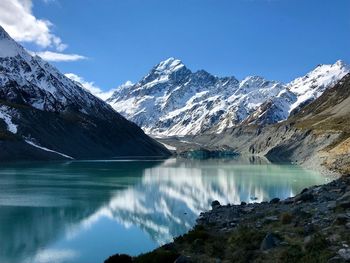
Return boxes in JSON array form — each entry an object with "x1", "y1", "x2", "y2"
[{"x1": 0, "y1": 157, "x2": 332, "y2": 263}]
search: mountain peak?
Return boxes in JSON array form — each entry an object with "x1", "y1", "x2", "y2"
[
  {"x1": 0, "y1": 25, "x2": 11, "y2": 40},
  {"x1": 154, "y1": 57, "x2": 185, "y2": 74},
  {"x1": 334, "y1": 59, "x2": 349, "y2": 69},
  {"x1": 0, "y1": 25, "x2": 27, "y2": 59},
  {"x1": 314, "y1": 60, "x2": 349, "y2": 70},
  {"x1": 239, "y1": 76, "x2": 269, "y2": 87}
]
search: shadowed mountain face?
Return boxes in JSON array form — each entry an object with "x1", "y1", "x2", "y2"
[
  {"x1": 0, "y1": 159, "x2": 328, "y2": 263},
  {"x1": 0, "y1": 26, "x2": 170, "y2": 161},
  {"x1": 107, "y1": 58, "x2": 349, "y2": 136}
]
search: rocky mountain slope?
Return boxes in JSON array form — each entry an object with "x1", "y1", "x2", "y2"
[
  {"x1": 172, "y1": 73, "x2": 350, "y2": 174},
  {"x1": 107, "y1": 58, "x2": 349, "y2": 136},
  {"x1": 0, "y1": 26, "x2": 170, "y2": 161}
]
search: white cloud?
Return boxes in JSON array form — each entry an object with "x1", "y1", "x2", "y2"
[
  {"x1": 0, "y1": 0, "x2": 86, "y2": 62},
  {"x1": 26, "y1": 248, "x2": 78, "y2": 263},
  {"x1": 0, "y1": 0, "x2": 66, "y2": 51},
  {"x1": 33, "y1": 51, "x2": 87, "y2": 62},
  {"x1": 41, "y1": 0, "x2": 56, "y2": 3},
  {"x1": 65, "y1": 73, "x2": 117, "y2": 100}
]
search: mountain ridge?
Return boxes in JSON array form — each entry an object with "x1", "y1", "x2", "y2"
[{"x1": 107, "y1": 57, "x2": 349, "y2": 136}]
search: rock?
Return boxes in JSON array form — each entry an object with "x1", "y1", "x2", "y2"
[
  {"x1": 174, "y1": 255, "x2": 192, "y2": 263},
  {"x1": 338, "y1": 248, "x2": 350, "y2": 260},
  {"x1": 162, "y1": 243, "x2": 175, "y2": 251},
  {"x1": 280, "y1": 241, "x2": 289, "y2": 246},
  {"x1": 328, "y1": 234, "x2": 341, "y2": 243},
  {"x1": 282, "y1": 198, "x2": 294, "y2": 204},
  {"x1": 303, "y1": 224, "x2": 315, "y2": 235},
  {"x1": 330, "y1": 188, "x2": 342, "y2": 193},
  {"x1": 295, "y1": 192, "x2": 314, "y2": 202},
  {"x1": 301, "y1": 188, "x2": 309, "y2": 194},
  {"x1": 211, "y1": 200, "x2": 221, "y2": 209},
  {"x1": 328, "y1": 256, "x2": 344, "y2": 263},
  {"x1": 104, "y1": 254, "x2": 132, "y2": 263},
  {"x1": 282, "y1": 200, "x2": 294, "y2": 205},
  {"x1": 260, "y1": 233, "x2": 281, "y2": 250},
  {"x1": 270, "y1": 197, "x2": 280, "y2": 204},
  {"x1": 327, "y1": 201, "x2": 337, "y2": 210},
  {"x1": 221, "y1": 222, "x2": 228, "y2": 228},
  {"x1": 337, "y1": 200, "x2": 350, "y2": 209},
  {"x1": 240, "y1": 201, "x2": 247, "y2": 206},
  {"x1": 338, "y1": 191, "x2": 350, "y2": 202},
  {"x1": 334, "y1": 214, "x2": 349, "y2": 225},
  {"x1": 304, "y1": 235, "x2": 312, "y2": 246},
  {"x1": 242, "y1": 206, "x2": 254, "y2": 213},
  {"x1": 263, "y1": 216, "x2": 279, "y2": 224},
  {"x1": 346, "y1": 222, "x2": 350, "y2": 229}
]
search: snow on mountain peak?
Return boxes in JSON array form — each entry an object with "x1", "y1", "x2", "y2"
[
  {"x1": 119, "y1": 80, "x2": 134, "y2": 89},
  {"x1": 334, "y1": 59, "x2": 349, "y2": 70},
  {"x1": 239, "y1": 76, "x2": 268, "y2": 88},
  {"x1": 0, "y1": 26, "x2": 115, "y2": 117},
  {"x1": 154, "y1": 57, "x2": 185, "y2": 74},
  {"x1": 0, "y1": 25, "x2": 28, "y2": 59},
  {"x1": 0, "y1": 25, "x2": 10, "y2": 39},
  {"x1": 286, "y1": 61, "x2": 350, "y2": 113},
  {"x1": 107, "y1": 58, "x2": 349, "y2": 136}
]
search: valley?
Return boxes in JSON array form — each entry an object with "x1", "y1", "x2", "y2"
[{"x1": 0, "y1": 21, "x2": 349, "y2": 263}]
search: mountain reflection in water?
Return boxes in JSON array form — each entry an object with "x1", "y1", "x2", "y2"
[{"x1": 0, "y1": 157, "x2": 329, "y2": 263}]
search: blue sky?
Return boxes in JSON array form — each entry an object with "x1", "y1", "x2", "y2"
[{"x1": 1, "y1": 0, "x2": 349, "y2": 92}]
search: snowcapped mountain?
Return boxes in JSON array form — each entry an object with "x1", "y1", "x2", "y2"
[
  {"x1": 0, "y1": 26, "x2": 170, "y2": 160},
  {"x1": 243, "y1": 60, "x2": 350, "y2": 126},
  {"x1": 107, "y1": 58, "x2": 349, "y2": 136},
  {"x1": 107, "y1": 58, "x2": 242, "y2": 135}
]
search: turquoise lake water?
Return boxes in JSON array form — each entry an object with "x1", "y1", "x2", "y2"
[{"x1": 0, "y1": 157, "x2": 332, "y2": 263}]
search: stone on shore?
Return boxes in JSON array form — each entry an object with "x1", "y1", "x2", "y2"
[{"x1": 260, "y1": 233, "x2": 281, "y2": 250}]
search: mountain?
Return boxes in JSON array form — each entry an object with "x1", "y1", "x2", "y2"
[
  {"x1": 181, "y1": 73, "x2": 350, "y2": 174},
  {"x1": 286, "y1": 73, "x2": 350, "y2": 173},
  {"x1": 107, "y1": 58, "x2": 349, "y2": 136},
  {"x1": 0, "y1": 26, "x2": 170, "y2": 161},
  {"x1": 243, "y1": 60, "x2": 350, "y2": 126}
]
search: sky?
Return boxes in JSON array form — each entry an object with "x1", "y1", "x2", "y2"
[{"x1": 0, "y1": 0, "x2": 349, "y2": 94}]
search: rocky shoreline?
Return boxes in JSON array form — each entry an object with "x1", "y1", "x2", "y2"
[{"x1": 105, "y1": 174, "x2": 350, "y2": 263}]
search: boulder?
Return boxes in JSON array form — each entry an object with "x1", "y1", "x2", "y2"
[
  {"x1": 338, "y1": 248, "x2": 350, "y2": 261},
  {"x1": 211, "y1": 200, "x2": 221, "y2": 209},
  {"x1": 295, "y1": 192, "x2": 314, "y2": 202},
  {"x1": 104, "y1": 254, "x2": 132, "y2": 263},
  {"x1": 260, "y1": 233, "x2": 281, "y2": 250},
  {"x1": 175, "y1": 255, "x2": 192, "y2": 263},
  {"x1": 337, "y1": 191, "x2": 350, "y2": 202},
  {"x1": 334, "y1": 214, "x2": 349, "y2": 225},
  {"x1": 263, "y1": 216, "x2": 279, "y2": 224},
  {"x1": 270, "y1": 197, "x2": 280, "y2": 204},
  {"x1": 301, "y1": 188, "x2": 309, "y2": 194},
  {"x1": 337, "y1": 200, "x2": 350, "y2": 209}
]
